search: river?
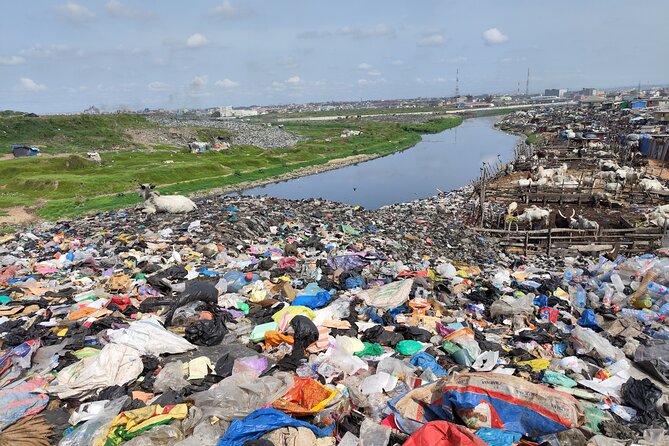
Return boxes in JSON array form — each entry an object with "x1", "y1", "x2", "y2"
[{"x1": 237, "y1": 116, "x2": 520, "y2": 209}]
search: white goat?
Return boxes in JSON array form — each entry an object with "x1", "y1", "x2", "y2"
[
  {"x1": 139, "y1": 184, "x2": 197, "y2": 214},
  {"x1": 605, "y1": 182, "x2": 623, "y2": 192},
  {"x1": 599, "y1": 160, "x2": 620, "y2": 172},
  {"x1": 639, "y1": 178, "x2": 668, "y2": 193},
  {"x1": 648, "y1": 204, "x2": 669, "y2": 227},
  {"x1": 516, "y1": 205, "x2": 550, "y2": 228},
  {"x1": 536, "y1": 164, "x2": 568, "y2": 180}
]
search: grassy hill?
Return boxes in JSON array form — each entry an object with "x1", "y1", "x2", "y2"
[
  {"x1": 0, "y1": 113, "x2": 154, "y2": 154},
  {"x1": 0, "y1": 113, "x2": 462, "y2": 221}
]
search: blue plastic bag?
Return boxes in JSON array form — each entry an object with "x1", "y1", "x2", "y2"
[
  {"x1": 577, "y1": 309, "x2": 599, "y2": 329},
  {"x1": 475, "y1": 427, "x2": 522, "y2": 446},
  {"x1": 217, "y1": 408, "x2": 333, "y2": 446},
  {"x1": 292, "y1": 291, "x2": 331, "y2": 309},
  {"x1": 409, "y1": 352, "x2": 447, "y2": 376}
]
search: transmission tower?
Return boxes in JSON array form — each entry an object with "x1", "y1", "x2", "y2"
[{"x1": 454, "y1": 69, "x2": 460, "y2": 98}]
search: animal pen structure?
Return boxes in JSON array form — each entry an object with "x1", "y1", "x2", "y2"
[{"x1": 469, "y1": 140, "x2": 668, "y2": 256}]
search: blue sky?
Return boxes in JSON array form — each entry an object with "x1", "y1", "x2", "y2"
[{"x1": 1, "y1": 0, "x2": 667, "y2": 113}]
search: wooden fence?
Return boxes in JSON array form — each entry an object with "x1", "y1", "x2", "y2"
[{"x1": 472, "y1": 226, "x2": 665, "y2": 256}]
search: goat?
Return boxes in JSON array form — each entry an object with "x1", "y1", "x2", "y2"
[
  {"x1": 504, "y1": 163, "x2": 514, "y2": 176},
  {"x1": 516, "y1": 205, "x2": 550, "y2": 229},
  {"x1": 639, "y1": 178, "x2": 668, "y2": 193},
  {"x1": 139, "y1": 184, "x2": 197, "y2": 214},
  {"x1": 648, "y1": 204, "x2": 669, "y2": 227},
  {"x1": 599, "y1": 160, "x2": 620, "y2": 172},
  {"x1": 536, "y1": 163, "x2": 568, "y2": 180},
  {"x1": 555, "y1": 209, "x2": 575, "y2": 229},
  {"x1": 597, "y1": 171, "x2": 617, "y2": 181},
  {"x1": 572, "y1": 215, "x2": 599, "y2": 231},
  {"x1": 605, "y1": 182, "x2": 623, "y2": 192}
]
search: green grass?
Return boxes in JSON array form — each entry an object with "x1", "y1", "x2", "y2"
[
  {"x1": 399, "y1": 116, "x2": 463, "y2": 133},
  {"x1": 525, "y1": 133, "x2": 542, "y2": 145},
  {"x1": 0, "y1": 114, "x2": 155, "y2": 154},
  {"x1": 0, "y1": 114, "x2": 463, "y2": 220}
]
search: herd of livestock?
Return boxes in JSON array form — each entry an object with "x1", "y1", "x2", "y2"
[{"x1": 488, "y1": 106, "x2": 669, "y2": 237}]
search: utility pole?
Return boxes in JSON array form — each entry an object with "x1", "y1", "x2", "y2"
[{"x1": 455, "y1": 68, "x2": 460, "y2": 98}]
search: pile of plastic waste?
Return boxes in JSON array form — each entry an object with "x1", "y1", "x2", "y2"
[{"x1": 0, "y1": 192, "x2": 666, "y2": 445}]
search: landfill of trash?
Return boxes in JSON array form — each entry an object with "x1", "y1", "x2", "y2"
[
  {"x1": 0, "y1": 186, "x2": 667, "y2": 446},
  {"x1": 2, "y1": 103, "x2": 669, "y2": 446},
  {"x1": 144, "y1": 115, "x2": 303, "y2": 150}
]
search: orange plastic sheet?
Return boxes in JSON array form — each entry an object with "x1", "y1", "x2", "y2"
[{"x1": 272, "y1": 377, "x2": 338, "y2": 416}]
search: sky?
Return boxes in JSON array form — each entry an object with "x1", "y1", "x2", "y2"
[{"x1": 1, "y1": 0, "x2": 667, "y2": 113}]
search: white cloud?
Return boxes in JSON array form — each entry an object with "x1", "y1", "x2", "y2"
[
  {"x1": 209, "y1": 0, "x2": 254, "y2": 18},
  {"x1": 367, "y1": 70, "x2": 382, "y2": 77},
  {"x1": 357, "y1": 62, "x2": 373, "y2": 70},
  {"x1": 190, "y1": 75, "x2": 208, "y2": 88},
  {"x1": 148, "y1": 81, "x2": 170, "y2": 91},
  {"x1": 415, "y1": 77, "x2": 424, "y2": 84},
  {"x1": 299, "y1": 24, "x2": 395, "y2": 39},
  {"x1": 215, "y1": 78, "x2": 239, "y2": 88},
  {"x1": 57, "y1": 2, "x2": 95, "y2": 24},
  {"x1": 357, "y1": 78, "x2": 386, "y2": 86},
  {"x1": 286, "y1": 76, "x2": 301, "y2": 85},
  {"x1": 391, "y1": 59, "x2": 404, "y2": 66},
  {"x1": 483, "y1": 28, "x2": 509, "y2": 45},
  {"x1": 418, "y1": 34, "x2": 446, "y2": 47},
  {"x1": 446, "y1": 56, "x2": 467, "y2": 64},
  {"x1": 0, "y1": 56, "x2": 26, "y2": 65},
  {"x1": 105, "y1": 0, "x2": 155, "y2": 20},
  {"x1": 186, "y1": 33, "x2": 209, "y2": 48},
  {"x1": 19, "y1": 78, "x2": 47, "y2": 92},
  {"x1": 21, "y1": 44, "x2": 80, "y2": 58}
]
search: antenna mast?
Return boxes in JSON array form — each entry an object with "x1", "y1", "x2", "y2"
[{"x1": 455, "y1": 68, "x2": 460, "y2": 98}]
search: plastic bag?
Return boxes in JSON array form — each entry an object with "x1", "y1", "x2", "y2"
[
  {"x1": 59, "y1": 397, "x2": 128, "y2": 446},
  {"x1": 216, "y1": 408, "x2": 333, "y2": 446},
  {"x1": 475, "y1": 427, "x2": 522, "y2": 446},
  {"x1": 403, "y1": 421, "x2": 487, "y2": 446},
  {"x1": 190, "y1": 372, "x2": 293, "y2": 422},
  {"x1": 185, "y1": 316, "x2": 228, "y2": 346},
  {"x1": 272, "y1": 377, "x2": 338, "y2": 415},
  {"x1": 123, "y1": 425, "x2": 184, "y2": 446},
  {"x1": 108, "y1": 317, "x2": 195, "y2": 356},
  {"x1": 359, "y1": 279, "x2": 413, "y2": 310},
  {"x1": 396, "y1": 340, "x2": 424, "y2": 356},
  {"x1": 360, "y1": 372, "x2": 398, "y2": 395},
  {"x1": 154, "y1": 361, "x2": 189, "y2": 393},
  {"x1": 359, "y1": 418, "x2": 391, "y2": 446},
  {"x1": 571, "y1": 326, "x2": 624, "y2": 361},
  {"x1": 444, "y1": 328, "x2": 481, "y2": 360},
  {"x1": 409, "y1": 352, "x2": 447, "y2": 376}
]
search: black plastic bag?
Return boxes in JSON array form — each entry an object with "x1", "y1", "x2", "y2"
[
  {"x1": 621, "y1": 377, "x2": 662, "y2": 413},
  {"x1": 185, "y1": 316, "x2": 228, "y2": 346}
]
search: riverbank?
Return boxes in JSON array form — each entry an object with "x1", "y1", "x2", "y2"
[{"x1": 3, "y1": 116, "x2": 462, "y2": 223}]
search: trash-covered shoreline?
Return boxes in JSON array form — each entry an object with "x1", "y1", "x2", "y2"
[{"x1": 2, "y1": 105, "x2": 669, "y2": 445}]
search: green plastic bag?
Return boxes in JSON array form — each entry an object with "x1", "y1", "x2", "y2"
[
  {"x1": 541, "y1": 370, "x2": 577, "y2": 388},
  {"x1": 355, "y1": 342, "x2": 384, "y2": 357},
  {"x1": 396, "y1": 340, "x2": 423, "y2": 356}
]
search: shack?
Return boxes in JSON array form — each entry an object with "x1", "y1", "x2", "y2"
[{"x1": 11, "y1": 144, "x2": 41, "y2": 158}]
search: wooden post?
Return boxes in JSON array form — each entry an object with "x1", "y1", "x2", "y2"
[
  {"x1": 547, "y1": 227, "x2": 552, "y2": 256},
  {"x1": 479, "y1": 167, "x2": 487, "y2": 228}
]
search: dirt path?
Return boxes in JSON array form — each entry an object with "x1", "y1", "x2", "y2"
[{"x1": 0, "y1": 206, "x2": 37, "y2": 225}]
